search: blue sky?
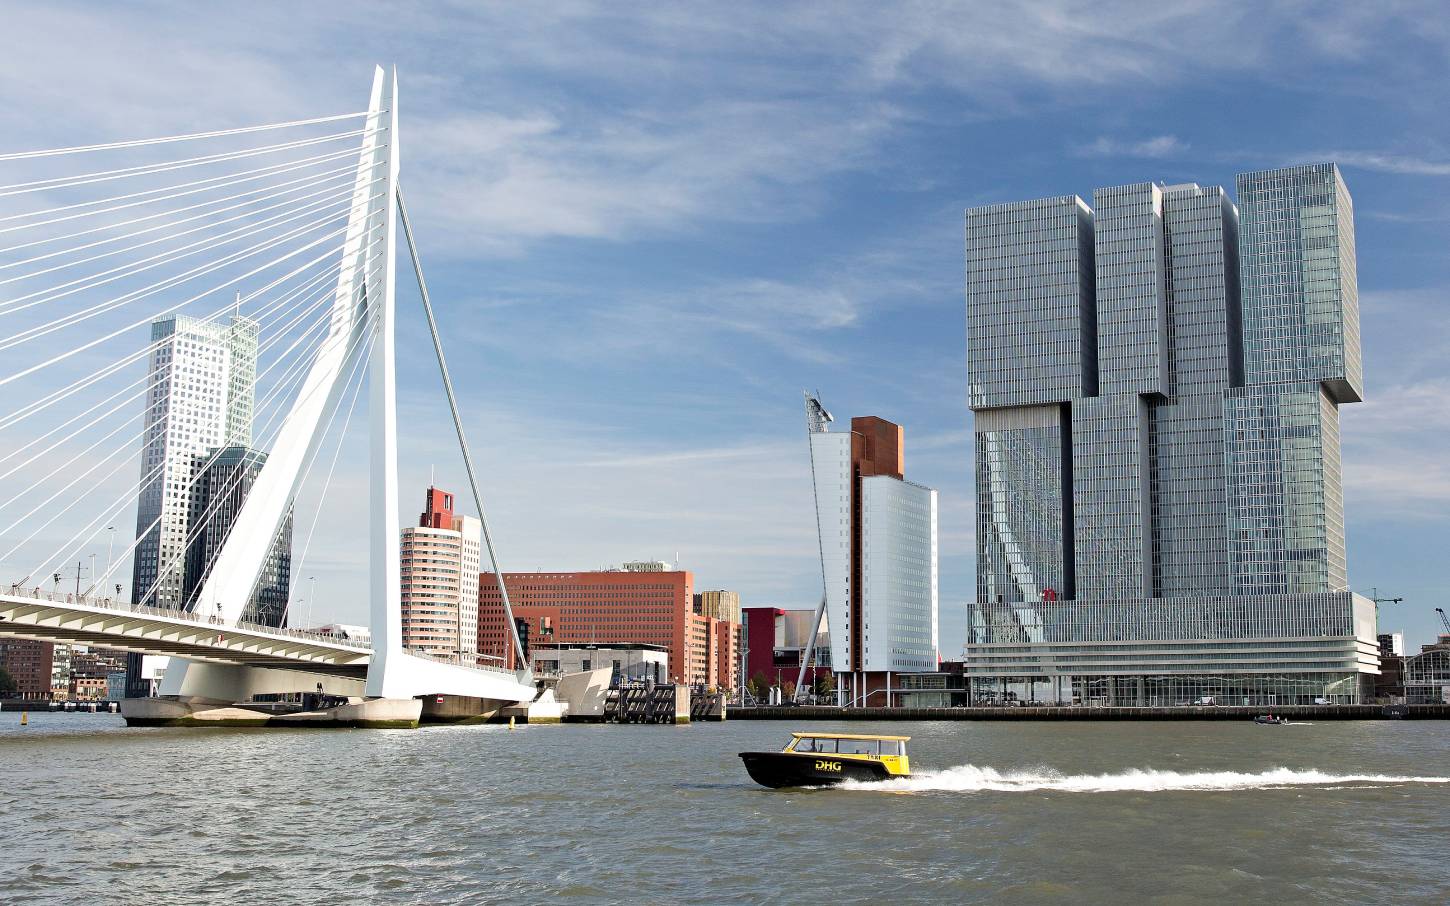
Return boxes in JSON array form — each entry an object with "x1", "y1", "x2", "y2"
[{"x1": 4, "y1": 2, "x2": 1450, "y2": 650}]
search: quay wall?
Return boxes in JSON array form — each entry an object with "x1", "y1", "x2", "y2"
[{"x1": 732, "y1": 704, "x2": 1450, "y2": 721}]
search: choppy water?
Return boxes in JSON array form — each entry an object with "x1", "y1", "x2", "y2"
[{"x1": 3, "y1": 713, "x2": 1449, "y2": 904}]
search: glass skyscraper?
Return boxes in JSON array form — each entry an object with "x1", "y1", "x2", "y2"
[{"x1": 963, "y1": 164, "x2": 1379, "y2": 706}]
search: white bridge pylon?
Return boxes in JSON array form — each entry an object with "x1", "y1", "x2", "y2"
[{"x1": 161, "y1": 66, "x2": 533, "y2": 706}]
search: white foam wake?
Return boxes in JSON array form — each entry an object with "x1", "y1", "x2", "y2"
[{"x1": 839, "y1": 765, "x2": 1450, "y2": 793}]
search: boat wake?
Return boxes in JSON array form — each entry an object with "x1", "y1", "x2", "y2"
[{"x1": 838, "y1": 765, "x2": 1450, "y2": 794}]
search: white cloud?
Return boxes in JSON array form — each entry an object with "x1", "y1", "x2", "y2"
[
  {"x1": 1078, "y1": 135, "x2": 1190, "y2": 159},
  {"x1": 1343, "y1": 376, "x2": 1450, "y2": 517},
  {"x1": 1298, "y1": 151, "x2": 1450, "y2": 176}
]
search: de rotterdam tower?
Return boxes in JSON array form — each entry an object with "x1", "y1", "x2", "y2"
[{"x1": 964, "y1": 163, "x2": 1379, "y2": 706}]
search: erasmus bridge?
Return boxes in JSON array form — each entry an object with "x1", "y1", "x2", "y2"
[{"x1": 0, "y1": 67, "x2": 537, "y2": 727}]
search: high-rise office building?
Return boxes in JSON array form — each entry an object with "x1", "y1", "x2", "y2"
[
  {"x1": 806, "y1": 398, "x2": 939, "y2": 705},
  {"x1": 126, "y1": 313, "x2": 257, "y2": 697},
  {"x1": 964, "y1": 164, "x2": 1379, "y2": 706},
  {"x1": 131, "y1": 314, "x2": 258, "y2": 610},
  {"x1": 400, "y1": 487, "x2": 481, "y2": 660},
  {"x1": 182, "y1": 446, "x2": 293, "y2": 627},
  {"x1": 477, "y1": 566, "x2": 741, "y2": 689}
]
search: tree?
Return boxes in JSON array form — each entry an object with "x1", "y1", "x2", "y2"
[
  {"x1": 0, "y1": 666, "x2": 17, "y2": 696},
  {"x1": 747, "y1": 671, "x2": 769, "y2": 701},
  {"x1": 814, "y1": 672, "x2": 836, "y2": 698}
]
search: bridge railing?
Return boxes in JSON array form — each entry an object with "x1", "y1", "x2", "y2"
[
  {"x1": 404, "y1": 646, "x2": 532, "y2": 679},
  {"x1": 2, "y1": 585, "x2": 371, "y2": 651}
]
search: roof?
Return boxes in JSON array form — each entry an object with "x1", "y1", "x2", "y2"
[{"x1": 790, "y1": 732, "x2": 910, "y2": 741}]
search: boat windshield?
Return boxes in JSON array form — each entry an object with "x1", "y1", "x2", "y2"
[{"x1": 792, "y1": 737, "x2": 835, "y2": 754}]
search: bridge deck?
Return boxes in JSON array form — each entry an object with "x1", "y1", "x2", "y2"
[
  {"x1": 0, "y1": 591, "x2": 370, "y2": 677},
  {"x1": 0, "y1": 591, "x2": 534, "y2": 700}
]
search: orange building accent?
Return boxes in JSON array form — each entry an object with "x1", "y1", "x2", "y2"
[
  {"x1": 851, "y1": 415, "x2": 904, "y2": 480},
  {"x1": 846, "y1": 415, "x2": 905, "y2": 672},
  {"x1": 478, "y1": 569, "x2": 740, "y2": 689}
]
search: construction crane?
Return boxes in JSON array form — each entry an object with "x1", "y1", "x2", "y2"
[
  {"x1": 1369, "y1": 587, "x2": 1403, "y2": 613},
  {"x1": 1436, "y1": 608, "x2": 1450, "y2": 633}
]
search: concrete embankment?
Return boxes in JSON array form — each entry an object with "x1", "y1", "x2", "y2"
[{"x1": 733, "y1": 704, "x2": 1450, "y2": 721}]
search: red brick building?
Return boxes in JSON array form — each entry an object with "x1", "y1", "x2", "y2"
[
  {"x1": 0, "y1": 639, "x2": 53, "y2": 700},
  {"x1": 478, "y1": 568, "x2": 739, "y2": 689}
]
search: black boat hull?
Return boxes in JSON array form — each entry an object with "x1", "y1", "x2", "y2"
[{"x1": 739, "y1": 751, "x2": 899, "y2": 788}]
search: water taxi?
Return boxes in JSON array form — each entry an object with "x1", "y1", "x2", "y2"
[
  {"x1": 739, "y1": 732, "x2": 911, "y2": 788},
  {"x1": 1253, "y1": 714, "x2": 1289, "y2": 725}
]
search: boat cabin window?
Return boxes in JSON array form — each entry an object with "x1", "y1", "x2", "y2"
[
  {"x1": 793, "y1": 737, "x2": 836, "y2": 753},
  {"x1": 794, "y1": 737, "x2": 904, "y2": 756}
]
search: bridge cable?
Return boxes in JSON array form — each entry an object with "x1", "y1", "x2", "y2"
[
  {"x1": 0, "y1": 126, "x2": 385, "y2": 198},
  {"x1": 0, "y1": 253, "x2": 346, "y2": 435},
  {"x1": 0, "y1": 214, "x2": 372, "y2": 388},
  {"x1": 123, "y1": 279, "x2": 385, "y2": 609},
  {"x1": 0, "y1": 144, "x2": 372, "y2": 232},
  {"x1": 396, "y1": 184, "x2": 528, "y2": 671},
  {"x1": 7, "y1": 271, "x2": 349, "y2": 581},
  {"x1": 277, "y1": 323, "x2": 379, "y2": 628},
  {"x1": 14, "y1": 276, "x2": 348, "y2": 589},
  {"x1": 0, "y1": 181, "x2": 380, "y2": 322},
  {"x1": 0, "y1": 168, "x2": 357, "y2": 280},
  {"x1": 0, "y1": 110, "x2": 371, "y2": 162},
  {"x1": 16, "y1": 229, "x2": 382, "y2": 590}
]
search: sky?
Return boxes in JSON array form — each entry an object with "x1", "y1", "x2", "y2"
[{"x1": 2, "y1": 2, "x2": 1450, "y2": 650}]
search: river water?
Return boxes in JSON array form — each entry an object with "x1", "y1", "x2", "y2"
[{"x1": 3, "y1": 713, "x2": 1448, "y2": 904}]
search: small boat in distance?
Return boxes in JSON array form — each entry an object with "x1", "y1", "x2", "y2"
[
  {"x1": 739, "y1": 733, "x2": 911, "y2": 788},
  {"x1": 1254, "y1": 714, "x2": 1289, "y2": 725}
]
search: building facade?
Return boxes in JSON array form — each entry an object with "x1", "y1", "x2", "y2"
[
  {"x1": 131, "y1": 314, "x2": 258, "y2": 611},
  {"x1": 694, "y1": 589, "x2": 741, "y2": 623},
  {"x1": 477, "y1": 567, "x2": 739, "y2": 689},
  {"x1": 182, "y1": 446, "x2": 292, "y2": 627},
  {"x1": 400, "y1": 487, "x2": 481, "y2": 661},
  {"x1": 531, "y1": 643, "x2": 668, "y2": 684},
  {"x1": 964, "y1": 164, "x2": 1378, "y2": 705},
  {"x1": 0, "y1": 638, "x2": 54, "y2": 700},
  {"x1": 741, "y1": 606, "x2": 833, "y2": 694},
  {"x1": 127, "y1": 314, "x2": 257, "y2": 696},
  {"x1": 806, "y1": 398, "x2": 939, "y2": 705}
]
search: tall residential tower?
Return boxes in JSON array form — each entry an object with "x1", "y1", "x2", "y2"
[
  {"x1": 399, "y1": 487, "x2": 481, "y2": 661},
  {"x1": 964, "y1": 164, "x2": 1378, "y2": 706}
]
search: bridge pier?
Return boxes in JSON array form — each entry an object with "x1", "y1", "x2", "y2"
[
  {"x1": 161, "y1": 661, "x2": 365, "y2": 700},
  {"x1": 419, "y1": 693, "x2": 510, "y2": 724},
  {"x1": 120, "y1": 695, "x2": 422, "y2": 729}
]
